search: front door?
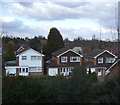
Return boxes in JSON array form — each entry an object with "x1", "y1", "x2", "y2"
[{"x1": 98, "y1": 69, "x2": 102, "y2": 76}]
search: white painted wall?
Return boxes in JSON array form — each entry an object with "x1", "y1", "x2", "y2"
[
  {"x1": 48, "y1": 68, "x2": 58, "y2": 76},
  {"x1": 5, "y1": 67, "x2": 16, "y2": 76},
  {"x1": 87, "y1": 68, "x2": 95, "y2": 74},
  {"x1": 91, "y1": 68, "x2": 95, "y2": 73},
  {"x1": 18, "y1": 49, "x2": 43, "y2": 68},
  {"x1": 19, "y1": 73, "x2": 28, "y2": 76},
  {"x1": 5, "y1": 66, "x2": 29, "y2": 76}
]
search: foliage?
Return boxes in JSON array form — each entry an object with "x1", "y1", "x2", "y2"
[
  {"x1": 5, "y1": 41, "x2": 16, "y2": 61},
  {"x1": 29, "y1": 36, "x2": 41, "y2": 51},
  {"x1": 44, "y1": 27, "x2": 64, "y2": 60},
  {"x1": 2, "y1": 68, "x2": 120, "y2": 104}
]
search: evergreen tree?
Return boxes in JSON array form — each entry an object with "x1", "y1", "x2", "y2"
[
  {"x1": 46, "y1": 27, "x2": 64, "y2": 59},
  {"x1": 6, "y1": 41, "x2": 16, "y2": 61}
]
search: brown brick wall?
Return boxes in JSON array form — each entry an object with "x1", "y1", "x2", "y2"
[
  {"x1": 96, "y1": 52, "x2": 116, "y2": 66},
  {"x1": 89, "y1": 58, "x2": 96, "y2": 65},
  {"x1": 29, "y1": 72, "x2": 42, "y2": 76},
  {"x1": 58, "y1": 68, "x2": 60, "y2": 75},
  {"x1": 16, "y1": 68, "x2": 19, "y2": 76},
  {"x1": 108, "y1": 61, "x2": 120, "y2": 78},
  {"x1": 16, "y1": 57, "x2": 19, "y2": 66},
  {"x1": 59, "y1": 51, "x2": 82, "y2": 66},
  {"x1": 80, "y1": 57, "x2": 82, "y2": 66}
]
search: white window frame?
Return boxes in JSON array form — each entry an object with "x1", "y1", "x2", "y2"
[
  {"x1": 22, "y1": 56, "x2": 27, "y2": 60},
  {"x1": 70, "y1": 57, "x2": 80, "y2": 62},
  {"x1": 97, "y1": 68, "x2": 102, "y2": 76},
  {"x1": 98, "y1": 57, "x2": 103, "y2": 64},
  {"x1": 106, "y1": 57, "x2": 115, "y2": 63},
  {"x1": 29, "y1": 67, "x2": 42, "y2": 72},
  {"x1": 22, "y1": 68, "x2": 25, "y2": 73},
  {"x1": 61, "y1": 56, "x2": 67, "y2": 62},
  {"x1": 31, "y1": 56, "x2": 41, "y2": 60}
]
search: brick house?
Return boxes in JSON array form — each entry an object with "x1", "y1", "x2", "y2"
[
  {"x1": 106, "y1": 59, "x2": 120, "y2": 78},
  {"x1": 5, "y1": 48, "x2": 44, "y2": 76},
  {"x1": 46, "y1": 48, "x2": 83, "y2": 76},
  {"x1": 85, "y1": 49, "x2": 118, "y2": 77}
]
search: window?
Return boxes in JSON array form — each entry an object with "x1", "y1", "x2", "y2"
[
  {"x1": 98, "y1": 69, "x2": 101, "y2": 72},
  {"x1": 37, "y1": 67, "x2": 42, "y2": 72},
  {"x1": 29, "y1": 67, "x2": 42, "y2": 72},
  {"x1": 22, "y1": 56, "x2": 27, "y2": 60},
  {"x1": 98, "y1": 58, "x2": 103, "y2": 63},
  {"x1": 22, "y1": 68, "x2": 25, "y2": 72},
  {"x1": 63, "y1": 68, "x2": 65, "y2": 72},
  {"x1": 31, "y1": 56, "x2": 41, "y2": 60},
  {"x1": 70, "y1": 57, "x2": 80, "y2": 62},
  {"x1": 61, "y1": 68, "x2": 62, "y2": 72},
  {"x1": 19, "y1": 68, "x2": 21, "y2": 73},
  {"x1": 61, "y1": 57, "x2": 67, "y2": 62},
  {"x1": 37, "y1": 56, "x2": 41, "y2": 60},
  {"x1": 67, "y1": 68, "x2": 68, "y2": 72},
  {"x1": 29, "y1": 67, "x2": 36, "y2": 71},
  {"x1": 31, "y1": 56, "x2": 36, "y2": 60},
  {"x1": 26, "y1": 68, "x2": 28, "y2": 73},
  {"x1": 106, "y1": 57, "x2": 115, "y2": 63}
]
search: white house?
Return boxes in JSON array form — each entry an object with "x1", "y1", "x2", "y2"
[{"x1": 5, "y1": 48, "x2": 45, "y2": 76}]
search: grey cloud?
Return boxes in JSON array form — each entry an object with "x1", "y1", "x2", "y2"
[
  {"x1": 7, "y1": 2, "x2": 118, "y2": 29},
  {"x1": 2, "y1": 19, "x2": 23, "y2": 30},
  {"x1": 18, "y1": 2, "x2": 33, "y2": 7},
  {"x1": 53, "y1": 2, "x2": 90, "y2": 8}
]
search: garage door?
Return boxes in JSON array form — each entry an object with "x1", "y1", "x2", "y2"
[{"x1": 49, "y1": 68, "x2": 58, "y2": 76}]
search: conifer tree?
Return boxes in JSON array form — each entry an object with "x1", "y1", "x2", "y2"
[
  {"x1": 6, "y1": 41, "x2": 16, "y2": 61},
  {"x1": 45, "y1": 27, "x2": 64, "y2": 59}
]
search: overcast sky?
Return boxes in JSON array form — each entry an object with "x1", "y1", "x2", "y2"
[{"x1": 0, "y1": 0, "x2": 119, "y2": 41}]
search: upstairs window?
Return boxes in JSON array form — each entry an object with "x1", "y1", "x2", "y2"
[
  {"x1": 22, "y1": 56, "x2": 27, "y2": 60},
  {"x1": 31, "y1": 56, "x2": 41, "y2": 60},
  {"x1": 61, "y1": 57, "x2": 67, "y2": 62},
  {"x1": 98, "y1": 57, "x2": 103, "y2": 63},
  {"x1": 106, "y1": 57, "x2": 115, "y2": 63},
  {"x1": 70, "y1": 57, "x2": 80, "y2": 62}
]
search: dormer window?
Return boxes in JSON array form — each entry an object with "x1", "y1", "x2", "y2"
[
  {"x1": 61, "y1": 57, "x2": 67, "y2": 62},
  {"x1": 98, "y1": 57, "x2": 103, "y2": 63}
]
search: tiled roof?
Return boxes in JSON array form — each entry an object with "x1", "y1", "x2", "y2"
[
  {"x1": 5, "y1": 60, "x2": 17, "y2": 66},
  {"x1": 85, "y1": 49, "x2": 105, "y2": 58},
  {"x1": 46, "y1": 59, "x2": 72, "y2": 68},
  {"x1": 84, "y1": 61, "x2": 95, "y2": 68},
  {"x1": 52, "y1": 47, "x2": 71, "y2": 57},
  {"x1": 84, "y1": 61, "x2": 113, "y2": 69}
]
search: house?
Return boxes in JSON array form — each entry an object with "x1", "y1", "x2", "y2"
[
  {"x1": 85, "y1": 49, "x2": 118, "y2": 77},
  {"x1": 5, "y1": 48, "x2": 45, "y2": 76},
  {"x1": 46, "y1": 48, "x2": 83, "y2": 76},
  {"x1": 106, "y1": 59, "x2": 120, "y2": 78},
  {"x1": 72, "y1": 47, "x2": 82, "y2": 55}
]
